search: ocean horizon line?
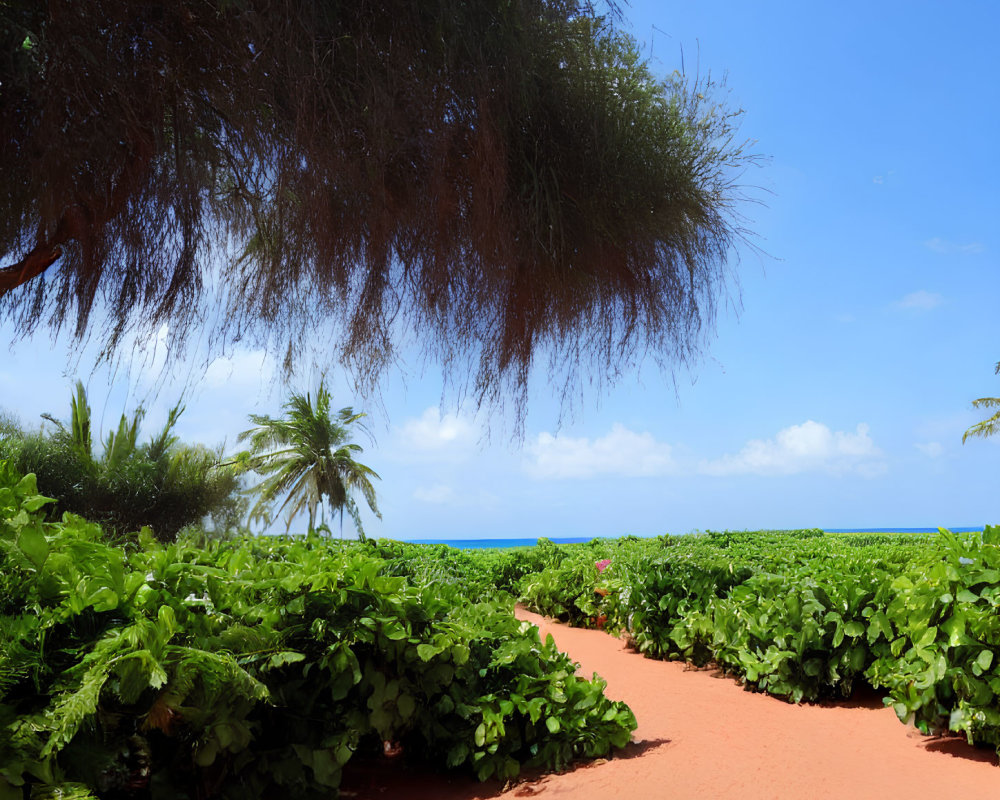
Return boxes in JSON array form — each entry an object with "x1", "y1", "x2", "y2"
[{"x1": 398, "y1": 527, "x2": 987, "y2": 549}]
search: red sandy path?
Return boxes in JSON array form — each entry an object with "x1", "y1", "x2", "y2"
[{"x1": 343, "y1": 607, "x2": 1000, "y2": 799}]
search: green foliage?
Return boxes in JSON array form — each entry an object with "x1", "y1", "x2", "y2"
[
  {"x1": 866, "y1": 525, "x2": 1000, "y2": 748},
  {"x1": 510, "y1": 527, "x2": 1000, "y2": 755},
  {"x1": 0, "y1": 383, "x2": 244, "y2": 542},
  {"x1": 0, "y1": 463, "x2": 634, "y2": 799},
  {"x1": 515, "y1": 530, "x2": 937, "y2": 701}
]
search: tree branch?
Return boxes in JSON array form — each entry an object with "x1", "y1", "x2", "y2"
[
  {"x1": 0, "y1": 132, "x2": 153, "y2": 300},
  {"x1": 0, "y1": 242, "x2": 63, "y2": 296}
]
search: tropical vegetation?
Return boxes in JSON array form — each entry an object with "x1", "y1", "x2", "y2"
[
  {"x1": 513, "y1": 527, "x2": 1000, "y2": 748},
  {"x1": 5, "y1": 449, "x2": 1000, "y2": 797},
  {"x1": 963, "y1": 360, "x2": 1000, "y2": 443},
  {"x1": 233, "y1": 382, "x2": 381, "y2": 539},
  {"x1": 0, "y1": 382, "x2": 243, "y2": 541},
  {"x1": 0, "y1": 463, "x2": 634, "y2": 799}
]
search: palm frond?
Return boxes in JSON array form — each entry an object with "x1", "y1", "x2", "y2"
[
  {"x1": 146, "y1": 400, "x2": 185, "y2": 462},
  {"x1": 69, "y1": 381, "x2": 92, "y2": 456},
  {"x1": 963, "y1": 408, "x2": 1000, "y2": 443},
  {"x1": 970, "y1": 397, "x2": 1000, "y2": 410}
]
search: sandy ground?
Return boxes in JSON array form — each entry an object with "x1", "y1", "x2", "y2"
[{"x1": 342, "y1": 607, "x2": 1000, "y2": 799}]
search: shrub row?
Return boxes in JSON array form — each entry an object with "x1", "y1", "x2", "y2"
[{"x1": 512, "y1": 528, "x2": 1000, "y2": 754}]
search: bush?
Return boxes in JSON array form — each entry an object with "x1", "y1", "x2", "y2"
[
  {"x1": 0, "y1": 383, "x2": 245, "y2": 541},
  {"x1": 0, "y1": 464, "x2": 635, "y2": 799}
]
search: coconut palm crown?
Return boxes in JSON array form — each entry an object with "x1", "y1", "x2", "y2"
[
  {"x1": 963, "y1": 361, "x2": 1000, "y2": 444},
  {"x1": 237, "y1": 382, "x2": 381, "y2": 539}
]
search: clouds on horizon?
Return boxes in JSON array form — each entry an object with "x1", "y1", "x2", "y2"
[
  {"x1": 523, "y1": 423, "x2": 675, "y2": 479},
  {"x1": 394, "y1": 407, "x2": 477, "y2": 461},
  {"x1": 699, "y1": 420, "x2": 885, "y2": 478},
  {"x1": 522, "y1": 419, "x2": 889, "y2": 481},
  {"x1": 203, "y1": 348, "x2": 276, "y2": 390}
]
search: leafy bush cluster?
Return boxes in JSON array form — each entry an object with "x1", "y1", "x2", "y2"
[
  {"x1": 0, "y1": 384, "x2": 244, "y2": 542},
  {"x1": 517, "y1": 531, "x2": 936, "y2": 703},
  {"x1": 365, "y1": 539, "x2": 551, "y2": 601},
  {"x1": 0, "y1": 465, "x2": 635, "y2": 800},
  {"x1": 866, "y1": 526, "x2": 1000, "y2": 748}
]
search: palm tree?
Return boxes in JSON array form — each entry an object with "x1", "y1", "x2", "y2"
[
  {"x1": 237, "y1": 382, "x2": 381, "y2": 540},
  {"x1": 963, "y1": 361, "x2": 1000, "y2": 444}
]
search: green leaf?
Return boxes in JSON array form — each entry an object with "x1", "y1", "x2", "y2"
[
  {"x1": 447, "y1": 743, "x2": 469, "y2": 767},
  {"x1": 977, "y1": 650, "x2": 994, "y2": 673},
  {"x1": 0, "y1": 778, "x2": 22, "y2": 800},
  {"x1": 268, "y1": 651, "x2": 307, "y2": 669},
  {"x1": 195, "y1": 739, "x2": 220, "y2": 767},
  {"x1": 17, "y1": 525, "x2": 49, "y2": 569},
  {"x1": 915, "y1": 627, "x2": 938, "y2": 649},
  {"x1": 396, "y1": 692, "x2": 416, "y2": 720},
  {"x1": 22, "y1": 494, "x2": 54, "y2": 513},
  {"x1": 983, "y1": 525, "x2": 1000, "y2": 547},
  {"x1": 843, "y1": 621, "x2": 865, "y2": 638},
  {"x1": 416, "y1": 643, "x2": 439, "y2": 661},
  {"x1": 311, "y1": 749, "x2": 341, "y2": 788},
  {"x1": 545, "y1": 716, "x2": 561, "y2": 734}
]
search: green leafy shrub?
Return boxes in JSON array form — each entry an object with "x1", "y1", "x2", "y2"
[
  {"x1": 625, "y1": 552, "x2": 753, "y2": 664},
  {"x1": 0, "y1": 463, "x2": 635, "y2": 799},
  {"x1": 0, "y1": 384, "x2": 244, "y2": 542},
  {"x1": 867, "y1": 525, "x2": 1000, "y2": 748}
]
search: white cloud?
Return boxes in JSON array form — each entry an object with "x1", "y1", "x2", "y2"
[
  {"x1": 523, "y1": 423, "x2": 675, "y2": 479},
  {"x1": 894, "y1": 290, "x2": 944, "y2": 311},
  {"x1": 413, "y1": 484, "x2": 456, "y2": 504},
  {"x1": 398, "y1": 407, "x2": 476, "y2": 454},
  {"x1": 915, "y1": 441, "x2": 944, "y2": 458},
  {"x1": 204, "y1": 349, "x2": 275, "y2": 390},
  {"x1": 924, "y1": 237, "x2": 985, "y2": 255},
  {"x1": 699, "y1": 420, "x2": 885, "y2": 478}
]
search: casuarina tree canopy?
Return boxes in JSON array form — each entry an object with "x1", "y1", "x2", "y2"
[{"x1": 0, "y1": 1, "x2": 754, "y2": 416}]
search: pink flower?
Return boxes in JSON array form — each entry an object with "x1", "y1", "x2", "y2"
[{"x1": 595, "y1": 558, "x2": 611, "y2": 574}]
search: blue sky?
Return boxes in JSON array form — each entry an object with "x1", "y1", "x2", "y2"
[{"x1": 2, "y1": 0, "x2": 998, "y2": 539}]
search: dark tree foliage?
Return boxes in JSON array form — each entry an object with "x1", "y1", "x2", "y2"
[{"x1": 0, "y1": 1, "x2": 754, "y2": 415}]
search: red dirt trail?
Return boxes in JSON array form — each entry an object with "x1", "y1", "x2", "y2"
[{"x1": 342, "y1": 607, "x2": 1000, "y2": 799}]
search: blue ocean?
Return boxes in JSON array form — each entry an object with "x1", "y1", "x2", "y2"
[{"x1": 404, "y1": 527, "x2": 986, "y2": 549}]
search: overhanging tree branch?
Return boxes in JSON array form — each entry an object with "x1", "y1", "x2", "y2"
[
  {"x1": 0, "y1": 240, "x2": 63, "y2": 296},
  {"x1": 0, "y1": 1, "x2": 759, "y2": 422}
]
